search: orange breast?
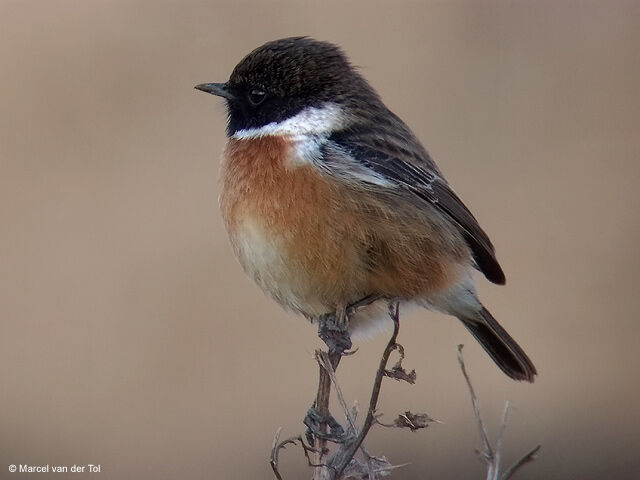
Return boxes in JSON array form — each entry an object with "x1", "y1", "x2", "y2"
[
  {"x1": 219, "y1": 136, "x2": 470, "y2": 319},
  {"x1": 219, "y1": 136, "x2": 372, "y2": 317}
]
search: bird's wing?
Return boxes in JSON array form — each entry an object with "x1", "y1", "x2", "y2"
[{"x1": 318, "y1": 125, "x2": 506, "y2": 285}]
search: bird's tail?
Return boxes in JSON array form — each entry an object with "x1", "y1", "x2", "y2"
[{"x1": 458, "y1": 306, "x2": 537, "y2": 382}]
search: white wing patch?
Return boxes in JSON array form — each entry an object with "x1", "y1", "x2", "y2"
[{"x1": 319, "y1": 143, "x2": 397, "y2": 188}]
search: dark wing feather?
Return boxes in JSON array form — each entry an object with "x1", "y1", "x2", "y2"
[
  {"x1": 323, "y1": 125, "x2": 506, "y2": 285},
  {"x1": 428, "y1": 181, "x2": 506, "y2": 284}
]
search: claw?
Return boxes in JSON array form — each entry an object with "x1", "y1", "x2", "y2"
[
  {"x1": 318, "y1": 312, "x2": 353, "y2": 354},
  {"x1": 318, "y1": 295, "x2": 387, "y2": 353}
]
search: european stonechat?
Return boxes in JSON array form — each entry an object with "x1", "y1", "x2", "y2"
[{"x1": 196, "y1": 37, "x2": 536, "y2": 382}]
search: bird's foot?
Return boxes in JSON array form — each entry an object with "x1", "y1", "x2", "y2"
[
  {"x1": 318, "y1": 311, "x2": 352, "y2": 355},
  {"x1": 318, "y1": 295, "x2": 384, "y2": 355}
]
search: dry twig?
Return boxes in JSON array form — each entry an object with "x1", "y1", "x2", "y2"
[
  {"x1": 270, "y1": 307, "x2": 539, "y2": 480},
  {"x1": 304, "y1": 299, "x2": 420, "y2": 479},
  {"x1": 500, "y1": 445, "x2": 541, "y2": 480},
  {"x1": 457, "y1": 345, "x2": 541, "y2": 480},
  {"x1": 271, "y1": 428, "x2": 321, "y2": 480}
]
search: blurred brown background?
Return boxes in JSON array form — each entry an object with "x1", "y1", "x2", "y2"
[{"x1": 1, "y1": 1, "x2": 639, "y2": 479}]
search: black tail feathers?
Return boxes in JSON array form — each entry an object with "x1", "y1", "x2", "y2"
[{"x1": 459, "y1": 307, "x2": 537, "y2": 382}]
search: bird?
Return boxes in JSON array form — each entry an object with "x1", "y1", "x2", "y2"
[{"x1": 195, "y1": 37, "x2": 536, "y2": 382}]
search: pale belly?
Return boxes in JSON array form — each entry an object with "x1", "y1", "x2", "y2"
[
  {"x1": 230, "y1": 215, "x2": 404, "y2": 339},
  {"x1": 228, "y1": 214, "x2": 371, "y2": 320},
  {"x1": 231, "y1": 216, "x2": 325, "y2": 316}
]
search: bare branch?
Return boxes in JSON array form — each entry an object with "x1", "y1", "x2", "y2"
[
  {"x1": 309, "y1": 297, "x2": 386, "y2": 480},
  {"x1": 457, "y1": 344, "x2": 495, "y2": 470},
  {"x1": 457, "y1": 345, "x2": 540, "y2": 480},
  {"x1": 271, "y1": 429, "x2": 324, "y2": 480},
  {"x1": 327, "y1": 301, "x2": 402, "y2": 479},
  {"x1": 270, "y1": 428, "x2": 285, "y2": 480},
  {"x1": 271, "y1": 301, "x2": 539, "y2": 480},
  {"x1": 500, "y1": 445, "x2": 541, "y2": 480},
  {"x1": 317, "y1": 350, "x2": 358, "y2": 435},
  {"x1": 311, "y1": 358, "x2": 332, "y2": 477},
  {"x1": 495, "y1": 401, "x2": 510, "y2": 475}
]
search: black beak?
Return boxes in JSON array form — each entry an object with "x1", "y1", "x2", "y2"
[{"x1": 194, "y1": 82, "x2": 235, "y2": 100}]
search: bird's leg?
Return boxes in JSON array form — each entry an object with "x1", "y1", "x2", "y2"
[
  {"x1": 317, "y1": 302, "x2": 352, "y2": 358},
  {"x1": 318, "y1": 294, "x2": 383, "y2": 357}
]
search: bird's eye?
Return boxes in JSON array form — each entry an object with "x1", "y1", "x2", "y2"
[{"x1": 247, "y1": 88, "x2": 267, "y2": 106}]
